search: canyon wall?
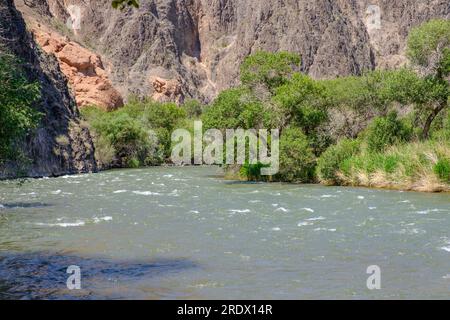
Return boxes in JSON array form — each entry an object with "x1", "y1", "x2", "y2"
[
  {"x1": 1, "y1": 0, "x2": 97, "y2": 177},
  {"x1": 17, "y1": 0, "x2": 449, "y2": 104}
]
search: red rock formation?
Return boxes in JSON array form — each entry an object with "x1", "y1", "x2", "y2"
[
  {"x1": 33, "y1": 26, "x2": 123, "y2": 111},
  {"x1": 150, "y1": 76, "x2": 184, "y2": 104}
]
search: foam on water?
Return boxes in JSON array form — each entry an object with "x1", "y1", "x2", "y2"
[
  {"x1": 301, "y1": 208, "x2": 315, "y2": 213},
  {"x1": 35, "y1": 221, "x2": 86, "y2": 228},
  {"x1": 314, "y1": 228, "x2": 337, "y2": 232},
  {"x1": 132, "y1": 191, "x2": 161, "y2": 196},
  {"x1": 306, "y1": 216, "x2": 326, "y2": 221},
  {"x1": 229, "y1": 209, "x2": 251, "y2": 213},
  {"x1": 416, "y1": 208, "x2": 444, "y2": 215},
  {"x1": 93, "y1": 216, "x2": 113, "y2": 223},
  {"x1": 113, "y1": 190, "x2": 127, "y2": 194}
]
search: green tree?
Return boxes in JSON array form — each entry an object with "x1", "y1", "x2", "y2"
[
  {"x1": 89, "y1": 111, "x2": 153, "y2": 167},
  {"x1": 202, "y1": 87, "x2": 264, "y2": 130},
  {"x1": 277, "y1": 127, "x2": 316, "y2": 183},
  {"x1": 273, "y1": 73, "x2": 328, "y2": 134},
  {"x1": 182, "y1": 99, "x2": 203, "y2": 118},
  {"x1": 240, "y1": 51, "x2": 301, "y2": 93},
  {"x1": 407, "y1": 19, "x2": 450, "y2": 139},
  {"x1": 364, "y1": 112, "x2": 412, "y2": 153},
  {"x1": 0, "y1": 52, "x2": 41, "y2": 165}
]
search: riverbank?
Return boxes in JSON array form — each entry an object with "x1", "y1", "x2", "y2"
[{"x1": 2, "y1": 159, "x2": 449, "y2": 194}]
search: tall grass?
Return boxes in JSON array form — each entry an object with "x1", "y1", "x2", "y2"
[{"x1": 331, "y1": 138, "x2": 450, "y2": 192}]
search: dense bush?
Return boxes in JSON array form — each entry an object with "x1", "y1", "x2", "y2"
[
  {"x1": 364, "y1": 112, "x2": 413, "y2": 153},
  {"x1": 276, "y1": 127, "x2": 316, "y2": 183},
  {"x1": 273, "y1": 73, "x2": 328, "y2": 132},
  {"x1": 87, "y1": 111, "x2": 154, "y2": 167},
  {"x1": 434, "y1": 158, "x2": 450, "y2": 183},
  {"x1": 183, "y1": 99, "x2": 203, "y2": 118},
  {"x1": 0, "y1": 52, "x2": 41, "y2": 165},
  {"x1": 316, "y1": 139, "x2": 361, "y2": 185},
  {"x1": 81, "y1": 98, "x2": 188, "y2": 168},
  {"x1": 407, "y1": 19, "x2": 450, "y2": 70},
  {"x1": 240, "y1": 51, "x2": 301, "y2": 92},
  {"x1": 239, "y1": 162, "x2": 271, "y2": 182},
  {"x1": 202, "y1": 88, "x2": 265, "y2": 130}
]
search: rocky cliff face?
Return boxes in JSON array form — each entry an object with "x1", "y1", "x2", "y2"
[
  {"x1": 14, "y1": 0, "x2": 450, "y2": 105},
  {"x1": 0, "y1": 0, "x2": 97, "y2": 177},
  {"x1": 15, "y1": 0, "x2": 124, "y2": 110}
]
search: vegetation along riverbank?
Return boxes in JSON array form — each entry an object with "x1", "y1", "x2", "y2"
[
  {"x1": 79, "y1": 19, "x2": 449, "y2": 192},
  {"x1": 1, "y1": 12, "x2": 449, "y2": 192}
]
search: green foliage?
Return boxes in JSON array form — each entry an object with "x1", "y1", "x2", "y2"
[
  {"x1": 183, "y1": 99, "x2": 203, "y2": 118},
  {"x1": 240, "y1": 51, "x2": 301, "y2": 92},
  {"x1": 81, "y1": 98, "x2": 187, "y2": 168},
  {"x1": 239, "y1": 162, "x2": 270, "y2": 181},
  {"x1": 442, "y1": 47, "x2": 450, "y2": 76},
  {"x1": 140, "y1": 100, "x2": 186, "y2": 132},
  {"x1": 320, "y1": 72, "x2": 391, "y2": 112},
  {"x1": 317, "y1": 139, "x2": 361, "y2": 184},
  {"x1": 407, "y1": 19, "x2": 450, "y2": 74},
  {"x1": 91, "y1": 112, "x2": 152, "y2": 167},
  {"x1": 406, "y1": 19, "x2": 450, "y2": 139},
  {"x1": 111, "y1": 0, "x2": 139, "y2": 9},
  {"x1": 0, "y1": 52, "x2": 41, "y2": 165},
  {"x1": 434, "y1": 158, "x2": 450, "y2": 183},
  {"x1": 321, "y1": 69, "x2": 425, "y2": 112},
  {"x1": 364, "y1": 112, "x2": 413, "y2": 153},
  {"x1": 432, "y1": 113, "x2": 450, "y2": 140},
  {"x1": 276, "y1": 127, "x2": 316, "y2": 183},
  {"x1": 202, "y1": 87, "x2": 264, "y2": 130},
  {"x1": 273, "y1": 73, "x2": 328, "y2": 133}
]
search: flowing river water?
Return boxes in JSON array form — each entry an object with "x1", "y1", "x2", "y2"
[{"x1": 0, "y1": 166, "x2": 449, "y2": 299}]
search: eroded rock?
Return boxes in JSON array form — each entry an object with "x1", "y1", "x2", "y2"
[{"x1": 33, "y1": 26, "x2": 123, "y2": 111}]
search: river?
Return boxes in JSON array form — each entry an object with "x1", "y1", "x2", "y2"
[{"x1": 0, "y1": 166, "x2": 449, "y2": 299}]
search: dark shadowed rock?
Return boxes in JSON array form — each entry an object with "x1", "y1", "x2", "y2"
[{"x1": 0, "y1": 0, "x2": 97, "y2": 178}]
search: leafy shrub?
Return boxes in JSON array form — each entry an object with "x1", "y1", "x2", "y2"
[
  {"x1": 141, "y1": 100, "x2": 186, "y2": 131},
  {"x1": 240, "y1": 51, "x2": 301, "y2": 92},
  {"x1": 183, "y1": 99, "x2": 203, "y2": 118},
  {"x1": 239, "y1": 162, "x2": 270, "y2": 181},
  {"x1": 273, "y1": 73, "x2": 328, "y2": 133},
  {"x1": 432, "y1": 113, "x2": 450, "y2": 140},
  {"x1": 276, "y1": 127, "x2": 316, "y2": 183},
  {"x1": 407, "y1": 19, "x2": 450, "y2": 69},
  {"x1": 82, "y1": 98, "x2": 189, "y2": 167},
  {"x1": 0, "y1": 52, "x2": 41, "y2": 164},
  {"x1": 317, "y1": 139, "x2": 361, "y2": 184},
  {"x1": 93, "y1": 112, "x2": 152, "y2": 167},
  {"x1": 434, "y1": 159, "x2": 450, "y2": 183},
  {"x1": 202, "y1": 88, "x2": 264, "y2": 130},
  {"x1": 364, "y1": 112, "x2": 412, "y2": 153}
]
